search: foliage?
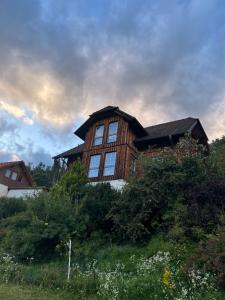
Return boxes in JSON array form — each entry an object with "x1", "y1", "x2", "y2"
[
  {"x1": 0, "y1": 197, "x2": 26, "y2": 220},
  {"x1": 209, "y1": 136, "x2": 225, "y2": 179},
  {"x1": 108, "y1": 153, "x2": 185, "y2": 242},
  {"x1": 184, "y1": 180, "x2": 225, "y2": 236},
  {"x1": 0, "y1": 135, "x2": 225, "y2": 298},
  {"x1": 50, "y1": 159, "x2": 88, "y2": 203},
  {"x1": 74, "y1": 183, "x2": 119, "y2": 240},
  {"x1": 108, "y1": 136, "x2": 210, "y2": 243},
  {"x1": 29, "y1": 162, "x2": 53, "y2": 189},
  {"x1": 29, "y1": 160, "x2": 65, "y2": 189},
  {"x1": 1, "y1": 193, "x2": 76, "y2": 260},
  {"x1": 0, "y1": 241, "x2": 220, "y2": 300},
  {"x1": 186, "y1": 230, "x2": 225, "y2": 289},
  {"x1": 0, "y1": 166, "x2": 118, "y2": 260}
]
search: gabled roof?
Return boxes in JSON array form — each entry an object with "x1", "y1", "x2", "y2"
[
  {"x1": 53, "y1": 143, "x2": 84, "y2": 159},
  {"x1": 0, "y1": 161, "x2": 34, "y2": 186},
  {"x1": 135, "y1": 117, "x2": 208, "y2": 144},
  {"x1": 90, "y1": 106, "x2": 116, "y2": 116},
  {"x1": 75, "y1": 106, "x2": 147, "y2": 140}
]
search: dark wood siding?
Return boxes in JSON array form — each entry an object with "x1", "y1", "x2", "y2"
[
  {"x1": 0, "y1": 165, "x2": 32, "y2": 188},
  {"x1": 68, "y1": 115, "x2": 139, "y2": 181},
  {"x1": 66, "y1": 112, "x2": 208, "y2": 183}
]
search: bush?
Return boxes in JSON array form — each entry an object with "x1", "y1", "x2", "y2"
[
  {"x1": 76, "y1": 183, "x2": 119, "y2": 239},
  {"x1": 50, "y1": 159, "x2": 87, "y2": 203},
  {"x1": 184, "y1": 181, "x2": 225, "y2": 237},
  {"x1": 1, "y1": 193, "x2": 77, "y2": 261},
  {"x1": 186, "y1": 230, "x2": 225, "y2": 289},
  {"x1": 108, "y1": 154, "x2": 185, "y2": 243},
  {"x1": 0, "y1": 197, "x2": 26, "y2": 220}
]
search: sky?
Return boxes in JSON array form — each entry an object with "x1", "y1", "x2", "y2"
[{"x1": 0, "y1": 0, "x2": 225, "y2": 166}]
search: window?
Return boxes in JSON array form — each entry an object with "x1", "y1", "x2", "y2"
[
  {"x1": 103, "y1": 152, "x2": 116, "y2": 176},
  {"x1": 88, "y1": 154, "x2": 101, "y2": 178},
  {"x1": 4, "y1": 169, "x2": 18, "y2": 181},
  {"x1": 93, "y1": 125, "x2": 104, "y2": 146},
  {"x1": 5, "y1": 169, "x2": 11, "y2": 178},
  {"x1": 11, "y1": 172, "x2": 17, "y2": 181},
  {"x1": 107, "y1": 122, "x2": 118, "y2": 143}
]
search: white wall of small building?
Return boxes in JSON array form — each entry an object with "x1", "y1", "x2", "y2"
[
  {"x1": 0, "y1": 183, "x2": 8, "y2": 197},
  {"x1": 7, "y1": 188, "x2": 43, "y2": 199}
]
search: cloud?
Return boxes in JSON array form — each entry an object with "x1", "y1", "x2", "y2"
[
  {"x1": 0, "y1": 140, "x2": 52, "y2": 166},
  {"x1": 0, "y1": 0, "x2": 224, "y2": 167},
  {"x1": 0, "y1": 118, "x2": 17, "y2": 137},
  {"x1": 0, "y1": 100, "x2": 33, "y2": 125}
]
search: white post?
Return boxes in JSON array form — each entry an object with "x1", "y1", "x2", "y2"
[{"x1": 67, "y1": 238, "x2": 72, "y2": 281}]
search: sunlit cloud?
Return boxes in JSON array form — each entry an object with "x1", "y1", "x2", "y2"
[
  {"x1": 0, "y1": 100, "x2": 33, "y2": 125},
  {"x1": 0, "y1": 0, "x2": 225, "y2": 164}
]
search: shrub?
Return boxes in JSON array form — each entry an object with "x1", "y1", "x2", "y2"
[
  {"x1": 108, "y1": 154, "x2": 185, "y2": 242},
  {"x1": 183, "y1": 180, "x2": 225, "y2": 238},
  {"x1": 76, "y1": 183, "x2": 119, "y2": 239},
  {"x1": 0, "y1": 197, "x2": 26, "y2": 220},
  {"x1": 1, "y1": 193, "x2": 77, "y2": 261},
  {"x1": 186, "y1": 230, "x2": 225, "y2": 289},
  {"x1": 50, "y1": 159, "x2": 87, "y2": 203}
]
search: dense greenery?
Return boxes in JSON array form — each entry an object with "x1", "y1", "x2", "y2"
[
  {"x1": 0, "y1": 136, "x2": 225, "y2": 298},
  {"x1": 28, "y1": 160, "x2": 65, "y2": 189}
]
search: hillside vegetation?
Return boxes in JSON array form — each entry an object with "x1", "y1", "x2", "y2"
[{"x1": 0, "y1": 136, "x2": 225, "y2": 299}]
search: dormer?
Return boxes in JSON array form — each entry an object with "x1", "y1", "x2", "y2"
[{"x1": 74, "y1": 106, "x2": 147, "y2": 151}]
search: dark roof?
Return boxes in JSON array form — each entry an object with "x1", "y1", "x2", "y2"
[
  {"x1": 145, "y1": 117, "x2": 197, "y2": 139},
  {"x1": 53, "y1": 143, "x2": 84, "y2": 159},
  {"x1": 135, "y1": 117, "x2": 207, "y2": 144},
  {"x1": 0, "y1": 161, "x2": 34, "y2": 186},
  {"x1": 90, "y1": 106, "x2": 117, "y2": 116},
  {"x1": 75, "y1": 106, "x2": 147, "y2": 140}
]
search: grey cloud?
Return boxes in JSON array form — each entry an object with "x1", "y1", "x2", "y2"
[{"x1": 0, "y1": 0, "x2": 225, "y2": 143}]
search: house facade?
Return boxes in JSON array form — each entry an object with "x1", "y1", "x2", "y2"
[
  {"x1": 53, "y1": 106, "x2": 208, "y2": 188},
  {"x1": 0, "y1": 161, "x2": 42, "y2": 198}
]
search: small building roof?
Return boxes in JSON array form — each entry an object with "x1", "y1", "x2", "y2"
[{"x1": 0, "y1": 160, "x2": 34, "y2": 186}]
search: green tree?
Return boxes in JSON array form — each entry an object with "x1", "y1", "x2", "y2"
[
  {"x1": 29, "y1": 162, "x2": 53, "y2": 189},
  {"x1": 50, "y1": 159, "x2": 88, "y2": 203}
]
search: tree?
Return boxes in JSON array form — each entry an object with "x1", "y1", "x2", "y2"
[
  {"x1": 50, "y1": 159, "x2": 88, "y2": 204},
  {"x1": 29, "y1": 162, "x2": 53, "y2": 189}
]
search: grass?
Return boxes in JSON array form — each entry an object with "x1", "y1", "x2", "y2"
[
  {"x1": 0, "y1": 237, "x2": 225, "y2": 299},
  {"x1": 0, "y1": 283, "x2": 79, "y2": 300}
]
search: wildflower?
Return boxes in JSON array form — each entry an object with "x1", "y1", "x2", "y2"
[{"x1": 162, "y1": 270, "x2": 175, "y2": 289}]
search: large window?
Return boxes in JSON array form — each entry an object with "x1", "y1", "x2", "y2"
[
  {"x1": 107, "y1": 122, "x2": 118, "y2": 143},
  {"x1": 103, "y1": 152, "x2": 117, "y2": 176},
  {"x1": 93, "y1": 125, "x2": 104, "y2": 146},
  {"x1": 88, "y1": 154, "x2": 101, "y2": 178}
]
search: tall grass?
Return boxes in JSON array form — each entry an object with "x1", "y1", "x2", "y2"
[{"x1": 0, "y1": 237, "x2": 224, "y2": 300}]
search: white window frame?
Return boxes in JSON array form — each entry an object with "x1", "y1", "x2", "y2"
[
  {"x1": 93, "y1": 125, "x2": 104, "y2": 146},
  {"x1": 88, "y1": 154, "x2": 101, "y2": 178},
  {"x1": 103, "y1": 152, "x2": 117, "y2": 176},
  {"x1": 107, "y1": 122, "x2": 118, "y2": 143}
]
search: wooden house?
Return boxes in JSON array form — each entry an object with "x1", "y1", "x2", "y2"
[{"x1": 53, "y1": 106, "x2": 208, "y2": 188}]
